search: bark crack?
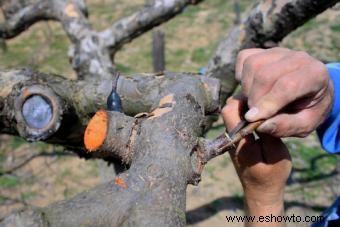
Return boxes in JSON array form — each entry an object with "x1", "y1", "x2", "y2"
[{"x1": 124, "y1": 117, "x2": 141, "y2": 163}]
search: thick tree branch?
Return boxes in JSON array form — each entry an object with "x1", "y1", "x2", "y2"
[
  {"x1": 99, "y1": 0, "x2": 203, "y2": 52},
  {"x1": 52, "y1": 0, "x2": 90, "y2": 43},
  {"x1": 0, "y1": 0, "x2": 54, "y2": 39},
  {"x1": 0, "y1": 0, "x2": 89, "y2": 40},
  {"x1": 0, "y1": 68, "x2": 219, "y2": 157},
  {"x1": 205, "y1": 0, "x2": 340, "y2": 103},
  {"x1": 1, "y1": 94, "x2": 206, "y2": 227}
]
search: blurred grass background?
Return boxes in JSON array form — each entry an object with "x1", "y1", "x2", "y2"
[{"x1": 0, "y1": 1, "x2": 340, "y2": 226}]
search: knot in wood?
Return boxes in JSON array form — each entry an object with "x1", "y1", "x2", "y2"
[{"x1": 147, "y1": 164, "x2": 163, "y2": 180}]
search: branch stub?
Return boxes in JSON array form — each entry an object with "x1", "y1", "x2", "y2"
[{"x1": 14, "y1": 85, "x2": 62, "y2": 141}]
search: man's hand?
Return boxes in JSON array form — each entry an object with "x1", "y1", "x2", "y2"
[
  {"x1": 222, "y1": 97, "x2": 292, "y2": 226},
  {"x1": 236, "y1": 47, "x2": 333, "y2": 137}
]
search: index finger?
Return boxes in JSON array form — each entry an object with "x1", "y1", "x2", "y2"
[{"x1": 221, "y1": 96, "x2": 246, "y2": 131}]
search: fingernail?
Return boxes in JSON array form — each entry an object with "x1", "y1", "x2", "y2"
[
  {"x1": 258, "y1": 122, "x2": 277, "y2": 133},
  {"x1": 245, "y1": 107, "x2": 258, "y2": 121}
]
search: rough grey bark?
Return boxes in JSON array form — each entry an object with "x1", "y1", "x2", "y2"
[
  {"x1": 205, "y1": 0, "x2": 340, "y2": 103},
  {"x1": 0, "y1": 69, "x2": 219, "y2": 156},
  {"x1": 1, "y1": 94, "x2": 210, "y2": 227}
]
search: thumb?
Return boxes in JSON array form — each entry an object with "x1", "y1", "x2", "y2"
[
  {"x1": 244, "y1": 70, "x2": 316, "y2": 122},
  {"x1": 256, "y1": 109, "x2": 322, "y2": 137}
]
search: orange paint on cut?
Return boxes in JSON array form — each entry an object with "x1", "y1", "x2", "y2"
[
  {"x1": 114, "y1": 177, "x2": 128, "y2": 189},
  {"x1": 64, "y1": 4, "x2": 79, "y2": 18},
  {"x1": 22, "y1": 88, "x2": 30, "y2": 98},
  {"x1": 84, "y1": 109, "x2": 108, "y2": 152}
]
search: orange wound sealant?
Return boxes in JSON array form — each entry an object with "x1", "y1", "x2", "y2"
[
  {"x1": 114, "y1": 177, "x2": 128, "y2": 189},
  {"x1": 84, "y1": 109, "x2": 108, "y2": 152}
]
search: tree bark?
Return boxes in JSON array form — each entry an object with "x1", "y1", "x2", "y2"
[
  {"x1": 0, "y1": 68, "x2": 220, "y2": 157},
  {"x1": 1, "y1": 94, "x2": 207, "y2": 227}
]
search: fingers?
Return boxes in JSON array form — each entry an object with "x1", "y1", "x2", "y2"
[
  {"x1": 244, "y1": 62, "x2": 329, "y2": 122},
  {"x1": 235, "y1": 48, "x2": 264, "y2": 81},
  {"x1": 256, "y1": 102, "x2": 330, "y2": 137},
  {"x1": 258, "y1": 133, "x2": 291, "y2": 164},
  {"x1": 236, "y1": 48, "x2": 291, "y2": 96},
  {"x1": 222, "y1": 97, "x2": 261, "y2": 167},
  {"x1": 236, "y1": 50, "x2": 326, "y2": 135},
  {"x1": 221, "y1": 96, "x2": 246, "y2": 132},
  {"x1": 247, "y1": 53, "x2": 309, "y2": 106}
]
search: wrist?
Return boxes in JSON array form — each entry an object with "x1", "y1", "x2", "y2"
[
  {"x1": 244, "y1": 192, "x2": 285, "y2": 227},
  {"x1": 245, "y1": 195, "x2": 284, "y2": 214},
  {"x1": 244, "y1": 185, "x2": 284, "y2": 206},
  {"x1": 245, "y1": 196, "x2": 284, "y2": 227}
]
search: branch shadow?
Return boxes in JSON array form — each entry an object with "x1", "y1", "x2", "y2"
[
  {"x1": 288, "y1": 154, "x2": 339, "y2": 185},
  {"x1": 186, "y1": 196, "x2": 243, "y2": 225},
  {"x1": 186, "y1": 196, "x2": 328, "y2": 225}
]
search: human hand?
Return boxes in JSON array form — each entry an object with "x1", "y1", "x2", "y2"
[
  {"x1": 222, "y1": 97, "x2": 292, "y2": 225},
  {"x1": 235, "y1": 47, "x2": 333, "y2": 137}
]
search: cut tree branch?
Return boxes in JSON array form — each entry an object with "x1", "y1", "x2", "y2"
[
  {"x1": 0, "y1": 68, "x2": 220, "y2": 157},
  {"x1": 205, "y1": 0, "x2": 340, "y2": 103},
  {"x1": 1, "y1": 94, "x2": 208, "y2": 227}
]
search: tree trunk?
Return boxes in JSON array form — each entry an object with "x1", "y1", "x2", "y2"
[{"x1": 152, "y1": 29, "x2": 166, "y2": 72}]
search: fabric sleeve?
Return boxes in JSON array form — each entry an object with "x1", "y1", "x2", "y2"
[{"x1": 316, "y1": 63, "x2": 340, "y2": 154}]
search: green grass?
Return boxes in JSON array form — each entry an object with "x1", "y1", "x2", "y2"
[
  {"x1": 287, "y1": 140, "x2": 339, "y2": 181},
  {"x1": 116, "y1": 63, "x2": 133, "y2": 73},
  {"x1": 204, "y1": 164, "x2": 218, "y2": 180},
  {"x1": 219, "y1": 156, "x2": 230, "y2": 168},
  {"x1": 0, "y1": 153, "x2": 6, "y2": 166},
  {"x1": 191, "y1": 47, "x2": 211, "y2": 65},
  {"x1": 20, "y1": 191, "x2": 37, "y2": 201},
  {"x1": 0, "y1": 175, "x2": 21, "y2": 188},
  {"x1": 0, "y1": 151, "x2": 7, "y2": 172},
  {"x1": 182, "y1": 5, "x2": 201, "y2": 19},
  {"x1": 9, "y1": 137, "x2": 26, "y2": 150},
  {"x1": 205, "y1": 123, "x2": 225, "y2": 139},
  {"x1": 330, "y1": 24, "x2": 340, "y2": 33}
]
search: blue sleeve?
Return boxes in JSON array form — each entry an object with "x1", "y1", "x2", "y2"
[{"x1": 317, "y1": 63, "x2": 340, "y2": 154}]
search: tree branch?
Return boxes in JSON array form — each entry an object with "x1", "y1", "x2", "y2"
[
  {"x1": 1, "y1": 94, "x2": 207, "y2": 227},
  {"x1": 205, "y1": 0, "x2": 340, "y2": 103},
  {"x1": 1, "y1": 0, "x2": 204, "y2": 81},
  {"x1": 50, "y1": 0, "x2": 91, "y2": 43},
  {"x1": 0, "y1": 0, "x2": 54, "y2": 39},
  {"x1": 0, "y1": 151, "x2": 75, "y2": 176},
  {"x1": 0, "y1": 68, "x2": 220, "y2": 157},
  {"x1": 99, "y1": 0, "x2": 203, "y2": 53}
]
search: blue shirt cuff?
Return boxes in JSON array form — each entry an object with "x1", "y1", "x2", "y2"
[{"x1": 317, "y1": 63, "x2": 340, "y2": 154}]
